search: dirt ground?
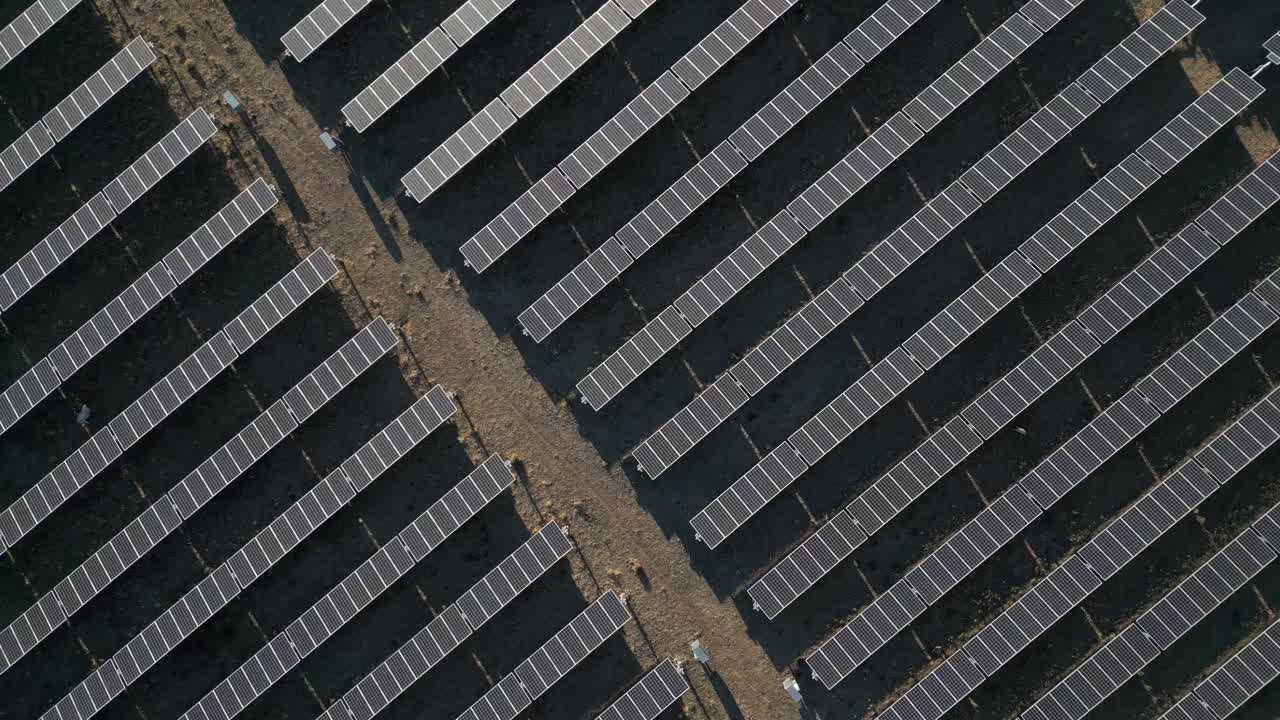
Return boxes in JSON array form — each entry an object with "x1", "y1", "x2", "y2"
[{"x1": 3, "y1": 1, "x2": 1280, "y2": 720}]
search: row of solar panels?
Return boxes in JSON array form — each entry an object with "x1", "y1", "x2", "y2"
[
  {"x1": 0, "y1": 312, "x2": 401, "y2": 677},
  {"x1": 729, "y1": 63, "x2": 1268, "y2": 636},
  {"x1": 574, "y1": 0, "x2": 1091, "y2": 412},
  {"x1": 0, "y1": 36, "x2": 156, "y2": 193},
  {"x1": 0, "y1": 164, "x2": 270, "y2": 437},
  {"x1": 281, "y1": 0, "x2": 376, "y2": 61},
  {"x1": 458, "y1": 0, "x2": 800, "y2": 272},
  {"x1": 868, "y1": 383, "x2": 1280, "y2": 720},
  {"x1": 0, "y1": 0, "x2": 82, "y2": 71},
  {"x1": 453, "y1": 592, "x2": 634, "y2": 720},
  {"x1": 340, "y1": 0, "x2": 521, "y2": 132},
  {"x1": 1159, "y1": 617, "x2": 1280, "y2": 720},
  {"x1": 801, "y1": 252, "x2": 1280, "y2": 688},
  {"x1": 401, "y1": 0, "x2": 660, "y2": 202},
  {"x1": 630, "y1": 0, "x2": 1204, "y2": 480}
]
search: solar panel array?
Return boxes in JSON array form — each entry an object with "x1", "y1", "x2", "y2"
[
  {"x1": 37, "y1": 388, "x2": 458, "y2": 720},
  {"x1": 800, "y1": 260, "x2": 1280, "y2": 684},
  {"x1": 1159, "y1": 618, "x2": 1280, "y2": 720},
  {"x1": 519, "y1": 0, "x2": 970, "y2": 341},
  {"x1": 689, "y1": 67, "x2": 1261, "y2": 565},
  {"x1": 315, "y1": 523, "x2": 573, "y2": 720},
  {"x1": 864, "y1": 385, "x2": 1280, "y2": 720},
  {"x1": 594, "y1": 660, "x2": 689, "y2": 720},
  {"x1": 575, "y1": 0, "x2": 1088, "y2": 411},
  {"x1": 0, "y1": 176, "x2": 275, "y2": 436},
  {"x1": 1265, "y1": 30, "x2": 1280, "y2": 65},
  {"x1": 183, "y1": 452, "x2": 514, "y2": 720},
  {"x1": 1, "y1": 317, "x2": 396, "y2": 680},
  {"x1": 453, "y1": 590, "x2": 633, "y2": 720},
  {"x1": 0, "y1": 0, "x2": 83, "y2": 71},
  {"x1": 0, "y1": 250, "x2": 338, "y2": 562},
  {"x1": 0, "y1": 36, "x2": 156, "y2": 193},
  {"x1": 630, "y1": 0, "x2": 1204, "y2": 477},
  {"x1": 401, "y1": 0, "x2": 653, "y2": 202},
  {"x1": 1021, "y1": 502, "x2": 1280, "y2": 720},
  {"x1": 281, "y1": 0, "x2": 374, "y2": 62},
  {"x1": 341, "y1": 0, "x2": 520, "y2": 132},
  {"x1": 8, "y1": 4, "x2": 1278, "y2": 720},
  {"x1": 752, "y1": 158, "x2": 1280, "y2": 624},
  {"x1": 746, "y1": 90, "x2": 1269, "y2": 630},
  {"x1": 459, "y1": 0, "x2": 798, "y2": 273},
  {"x1": 0, "y1": 108, "x2": 218, "y2": 315}
]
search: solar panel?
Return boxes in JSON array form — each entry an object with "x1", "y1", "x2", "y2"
[
  {"x1": 0, "y1": 250, "x2": 337, "y2": 560},
  {"x1": 1267, "y1": 31, "x2": 1280, "y2": 65},
  {"x1": 0, "y1": 122, "x2": 54, "y2": 194},
  {"x1": 341, "y1": 0, "x2": 522, "y2": 132},
  {"x1": 842, "y1": 0, "x2": 939, "y2": 64},
  {"x1": 519, "y1": 0, "x2": 942, "y2": 342},
  {"x1": 0, "y1": 192, "x2": 115, "y2": 311},
  {"x1": 0, "y1": 35, "x2": 156, "y2": 193},
  {"x1": 179, "y1": 397, "x2": 470, "y2": 720},
  {"x1": 575, "y1": 1, "x2": 1095, "y2": 411},
  {"x1": 1158, "y1": 618, "x2": 1280, "y2": 720},
  {"x1": 1018, "y1": 0, "x2": 1085, "y2": 32},
  {"x1": 0, "y1": 177, "x2": 274, "y2": 436},
  {"x1": 625, "y1": 1, "x2": 1203, "y2": 475},
  {"x1": 402, "y1": 1, "x2": 636, "y2": 202},
  {"x1": 45, "y1": 36, "x2": 157, "y2": 141},
  {"x1": 0, "y1": 0, "x2": 84, "y2": 71},
  {"x1": 872, "y1": 388, "x2": 1280, "y2": 719},
  {"x1": 103, "y1": 108, "x2": 217, "y2": 212},
  {"x1": 460, "y1": 0, "x2": 798, "y2": 273},
  {"x1": 281, "y1": 0, "x2": 374, "y2": 61},
  {"x1": 1, "y1": 318, "x2": 393, "y2": 684},
  {"x1": 453, "y1": 510, "x2": 566, "y2": 629},
  {"x1": 1022, "y1": 506, "x2": 1280, "y2": 720},
  {"x1": 901, "y1": 13, "x2": 1042, "y2": 133},
  {"x1": 0, "y1": 109, "x2": 218, "y2": 314},
  {"x1": 454, "y1": 591, "x2": 632, "y2": 720},
  {"x1": 1137, "y1": 70, "x2": 1263, "y2": 175},
  {"x1": 318, "y1": 523, "x2": 571, "y2": 720},
  {"x1": 611, "y1": 0, "x2": 659, "y2": 18},
  {"x1": 594, "y1": 660, "x2": 689, "y2": 720},
  {"x1": 38, "y1": 390, "x2": 454, "y2": 720},
  {"x1": 711, "y1": 69, "x2": 1261, "y2": 565},
  {"x1": 513, "y1": 589, "x2": 632, "y2": 699}
]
